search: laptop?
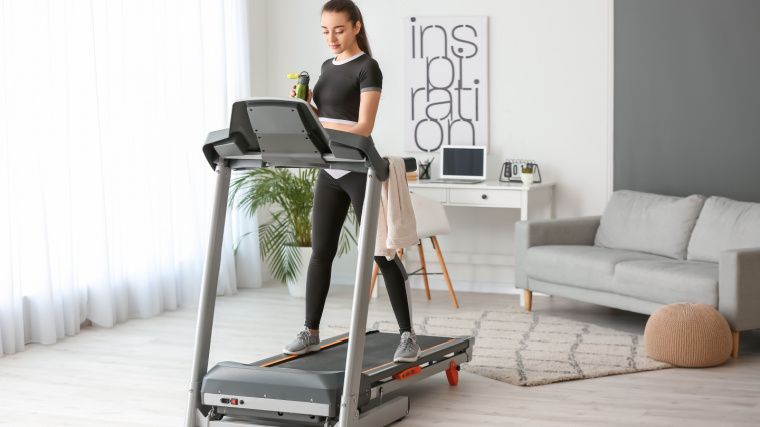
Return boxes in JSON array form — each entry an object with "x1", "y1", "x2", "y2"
[{"x1": 429, "y1": 145, "x2": 486, "y2": 184}]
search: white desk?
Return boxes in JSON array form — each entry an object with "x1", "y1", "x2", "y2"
[
  {"x1": 406, "y1": 180, "x2": 554, "y2": 305},
  {"x1": 407, "y1": 180, "x2": 555, "y2": 221}
]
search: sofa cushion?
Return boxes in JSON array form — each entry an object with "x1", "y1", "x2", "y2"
[
  {"x1": 687, "y1": 196, "x2": 760, "y2": 263},
  {"x1": 526, "y1": 245, "x2": 668, "y2": 292},
  {"x1": 612, "y1": 260, "x2": 719, "y2": 307},
  {"x1": 594, "y1": 190, "x2": 706, "y2": 260}
]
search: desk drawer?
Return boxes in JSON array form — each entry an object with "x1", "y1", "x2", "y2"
[
  {"x1": 449, "y1": 188, "x2": 521, "y2": 207},
  {"x1": 409, "y1": 187, "x2": 447, "y2": 203}
]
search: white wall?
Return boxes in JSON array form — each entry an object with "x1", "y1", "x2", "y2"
[
  {"x1": 248, "y1": 0, "x2": 269, "y2": 97},
  {"x1": 249, "y1": 0, "x2": 612, "y2": 292}
]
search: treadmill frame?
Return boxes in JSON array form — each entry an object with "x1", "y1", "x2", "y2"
[{"x1": 186, "y1": 98, "x2": 466, "y2": 427}]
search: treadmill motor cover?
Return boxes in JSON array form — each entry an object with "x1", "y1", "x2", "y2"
[{"x1": 202, "y1": 362, "x2": 371, "y2": 418}]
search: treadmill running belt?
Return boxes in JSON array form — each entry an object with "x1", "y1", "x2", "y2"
[{"x1": 257, "y1": 332, "x2": 452, "y2": 372}]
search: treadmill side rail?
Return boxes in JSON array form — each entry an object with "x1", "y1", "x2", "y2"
[{"x1": 369, "y1": 352, "x2": 471, "y2": 400}]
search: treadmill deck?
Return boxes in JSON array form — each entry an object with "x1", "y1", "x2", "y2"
[{"x1": 255, "y1": 331, "x2": 457, "y2": 375}]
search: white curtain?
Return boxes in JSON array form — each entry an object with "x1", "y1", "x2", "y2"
[{"x1": 0, "y1": 0, "x2": 260, "y2": 356}]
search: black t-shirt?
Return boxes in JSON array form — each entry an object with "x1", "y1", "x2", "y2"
[{"x1": 313, "y1": 52, "x2": 382, "y2": 125}]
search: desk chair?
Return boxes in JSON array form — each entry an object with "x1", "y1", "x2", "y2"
[{"x1": 370, "y1": 193, "x2": 459, "y2": 308}]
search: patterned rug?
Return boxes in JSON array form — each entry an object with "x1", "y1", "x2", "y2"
[{"x1": 324, "y1": 306, "x2": 672, "y2": 386}]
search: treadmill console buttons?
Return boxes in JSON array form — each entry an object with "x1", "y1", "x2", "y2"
[
  {"x1": 231, "y1": 398, "x2": 238, "y2": 405},
  {"x1": 220, "y1": 398, "x2": 230, "y2": 404}
]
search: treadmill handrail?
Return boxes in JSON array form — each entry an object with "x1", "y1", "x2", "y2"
[{"x1": 202, "y1": 97, "x2": 416, "y2": 181}]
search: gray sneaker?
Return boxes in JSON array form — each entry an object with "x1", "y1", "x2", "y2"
[
  {"x1": 393, "y1": 331, "x2": 421, "y2": 362},
  {"x1": 283, "y1": 327, "x2": 321, "y2": 355}
]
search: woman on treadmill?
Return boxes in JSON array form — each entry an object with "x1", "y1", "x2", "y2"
[{"x1": 283, "y1": 0, "x2": 420, "y2": 363}]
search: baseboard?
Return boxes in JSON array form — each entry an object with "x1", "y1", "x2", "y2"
[
  {"x1": 332, "y1": 251, "x2": 518, "y2": 294},
  {"x1": 405, "y1": 277, "x2": 519, "y2": 294},
  {"x1": 335, "y1": 275, "x2": 521, "y2": 295}
]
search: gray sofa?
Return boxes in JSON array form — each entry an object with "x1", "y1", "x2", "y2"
[{"x1": 516, "y1": 190, "x2": 760, "y2": 358}]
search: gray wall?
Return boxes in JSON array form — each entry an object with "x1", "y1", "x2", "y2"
[{"x1": 614, "y1": 0, "x2": 760, "y2": 202}]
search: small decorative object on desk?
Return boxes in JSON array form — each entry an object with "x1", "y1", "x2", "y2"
[
  {"x1": 521, "y1": 165, "x2": 534, "y2": 185},
  {"x1": 500, "y1": 159, "x2": 542, "y2": 184},
  {"x1": 418, "y1": 158, "x2": 433, "y2": 180},
  {"x1": 406, "y1": 171, "x2": 418, "y2": 181}
]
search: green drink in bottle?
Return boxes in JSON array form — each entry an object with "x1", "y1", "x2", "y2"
[{"x1": 287, "y1": 71, "x2": 310, "y2": 101}]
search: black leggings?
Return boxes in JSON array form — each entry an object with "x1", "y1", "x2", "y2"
[{"x1": 305, "y1": 170, "x2": 413, "y2": 333}]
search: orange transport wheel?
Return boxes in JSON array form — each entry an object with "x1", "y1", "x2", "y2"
[{"x1": 445, "y1": 360, "x2": 459, "y2": 386}]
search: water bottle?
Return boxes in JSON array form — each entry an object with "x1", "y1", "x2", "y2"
[{"x1": 287, "y1": 71, "x2": 310, "y2": 101}]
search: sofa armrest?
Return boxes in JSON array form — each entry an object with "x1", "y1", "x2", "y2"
[
  {"x1": 719, "y1": 247, "x2": 760, "y2": 331},
  {"x1": 515, "y1": 216, "x2": 601, "y2": 290}
]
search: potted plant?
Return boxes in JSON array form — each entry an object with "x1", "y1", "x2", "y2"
[
  {"x1": 521, "y1": 165, "x2": 534, "y2": 185},
  {"x1": 229, "y1": 168, "x2": 359, "y2": 297}
]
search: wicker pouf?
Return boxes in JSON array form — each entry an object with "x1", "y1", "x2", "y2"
[{"x1": 644, "y1": 302, "x2": 733, "y2": 367}]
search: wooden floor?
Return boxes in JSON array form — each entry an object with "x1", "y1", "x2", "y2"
[{"x1": 1, "y1": 284, "x2": 759, "y2": 426}]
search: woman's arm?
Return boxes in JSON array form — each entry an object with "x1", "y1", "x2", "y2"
[
  {"x1": 308, "y1": 91, "x2": 319, "y2": 116},
  {"x1": 348, "y1": 90, "x2": 380, "y2": 137}
]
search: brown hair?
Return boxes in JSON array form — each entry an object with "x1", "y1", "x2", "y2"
[{"x1": 322, "y1": 0, "x2": 372, "y2": 57}]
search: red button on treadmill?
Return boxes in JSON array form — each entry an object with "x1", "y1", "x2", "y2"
[{"x1": 231, "y1": 398, "x2": 238, "y2": 405}]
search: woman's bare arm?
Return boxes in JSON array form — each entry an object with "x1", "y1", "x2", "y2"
[{"x1": 347, "y1": 90, "x2": 380, "y2": 137}]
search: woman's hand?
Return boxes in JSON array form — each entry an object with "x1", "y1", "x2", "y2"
[{"x1": 289, "y1": 85, "x2": 313, "y2": 103}]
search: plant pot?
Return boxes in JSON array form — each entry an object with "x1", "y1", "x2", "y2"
[
  {"x1": 521, "y1": 173, "x2": 534, "y2": 185},
  {"x1": 286, "y1": 246, "x2": 313, "y2": 297}
]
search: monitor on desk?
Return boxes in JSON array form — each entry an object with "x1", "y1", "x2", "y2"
[{"x1": 438, "y1": 145, "x2": 486, "y2": 181}]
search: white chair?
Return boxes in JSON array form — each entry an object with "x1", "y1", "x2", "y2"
[{"x1": 370, "y1": 192, "x2": 459, "y2": 308}]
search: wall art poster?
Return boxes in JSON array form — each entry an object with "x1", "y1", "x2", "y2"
[{"x1": 404, "y1": 16, "x2": 489, "y2": 152}]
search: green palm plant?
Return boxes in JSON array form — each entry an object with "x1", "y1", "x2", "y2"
[{"x1": 229, "y1": 168, "x2": 359, "y2": 284}]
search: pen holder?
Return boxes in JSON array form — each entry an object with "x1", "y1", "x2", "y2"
[{"x1": 418, "y1": 163, "x2": 432, "y2": 179}]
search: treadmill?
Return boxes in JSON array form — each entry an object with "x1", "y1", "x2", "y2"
[{"x1": 186, "y1": 98, "x2": 475, "y2": 427}]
